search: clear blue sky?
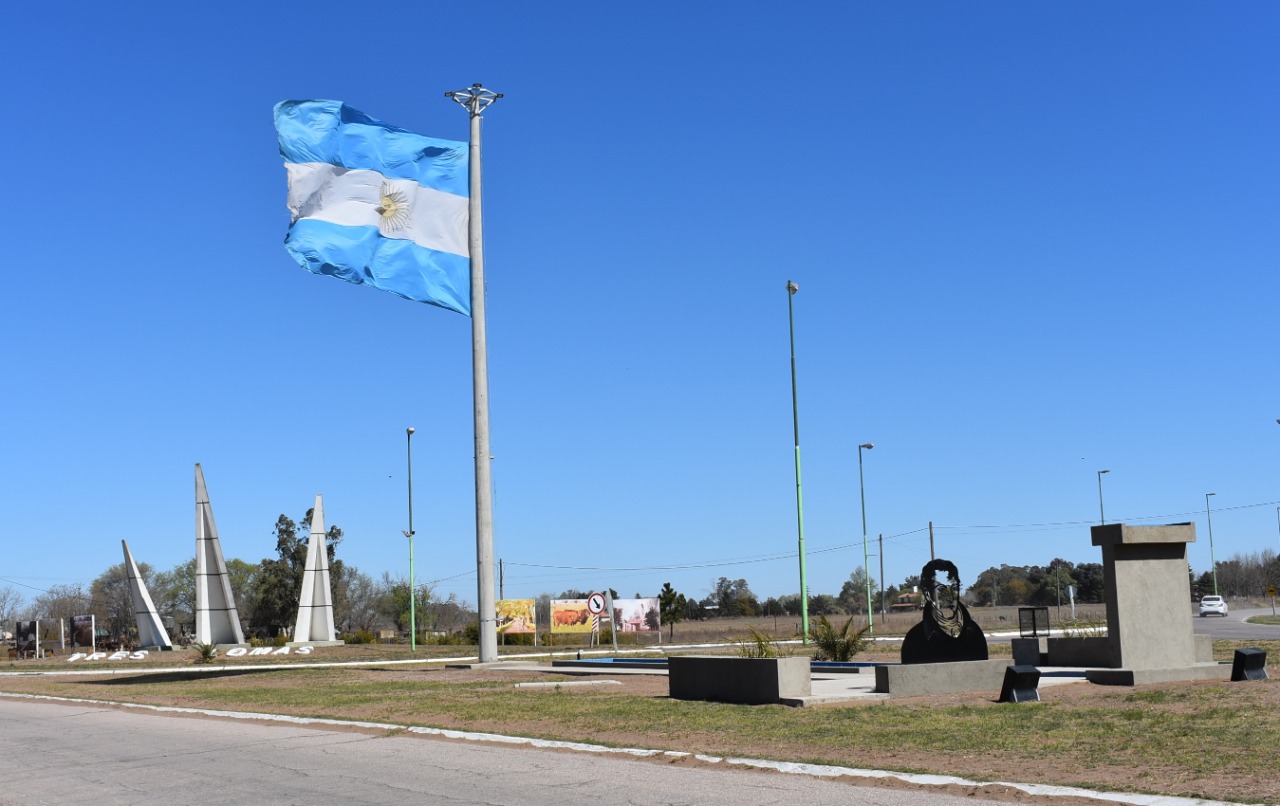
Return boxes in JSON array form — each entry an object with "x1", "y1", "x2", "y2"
[{"x1": 2, "y1": 3, "x2": 1277, "y2": 610}]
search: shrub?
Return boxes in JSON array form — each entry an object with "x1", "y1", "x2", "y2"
[
  {"x1": 807, "y1": 615, "x2": 869, "y2": 662},
  {"x1": 737, "y1": 626, "x2": 783, "y2": 658},
  {"x1": 423, "y1": 630, "x2": 471, "y2": 646},
  {"x1": 193, "y1": 643, "x2": 217, "y2": 664},
  {"x1": 343, "y1": 629, "x2": 377, "y2": 645}
]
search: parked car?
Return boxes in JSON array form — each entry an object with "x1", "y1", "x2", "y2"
[{"x1": 1199, "y1": 595, "x2": 1228, "y2": 617}]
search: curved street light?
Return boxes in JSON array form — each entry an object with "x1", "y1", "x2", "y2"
[
  {"x1": 405, "y1": 427, "x2": 416, "y2": 653},
  {"x1": 785, "y1": 280, "x2": 809, "y2": 642},
  {"x1": 1096, "y1": 469, "x2": 1110, "y2": 524}
]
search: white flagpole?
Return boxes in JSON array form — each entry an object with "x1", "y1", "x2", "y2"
[{"x1": 447, "y1": 84, "x2": 502, "y2": 663}]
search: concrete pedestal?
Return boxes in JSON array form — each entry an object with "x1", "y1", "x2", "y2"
[
  {"x1": 1091, "y1": 523, "x2": 1198, "y2": 671},
  {"x1": 668, "y1": 656, "x2": 811, "y2": 705}
]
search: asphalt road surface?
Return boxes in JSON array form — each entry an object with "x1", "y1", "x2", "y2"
[
  {"x1": 1192, "y1": 606, "x2": 1280, "y2": 640},
  {"x1": 0, "y1": 697, "x2": 1021, "y2": 806}
]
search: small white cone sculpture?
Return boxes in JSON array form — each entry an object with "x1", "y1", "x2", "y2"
[{"x1": 293, "y1": 494, "x2": 337, "y2": 643}]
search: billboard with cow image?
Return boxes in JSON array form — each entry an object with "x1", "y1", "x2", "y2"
[{"x1": 549, "y1": 599, "x2": 592, "y2": 633}]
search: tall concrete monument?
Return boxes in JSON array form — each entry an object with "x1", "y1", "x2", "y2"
[
  {"x1": 1090, "y1": 522, "x2": 1201, "y2": 672},
  {"x1": 292, "y1": 494, "x2": 340, "y2": 644},
  {"x1": 122, "y1": 539, "x2": 172, "y2": 650},
  {"x1": 194, "y1": 464, "x2": 245, "y2": 646}
]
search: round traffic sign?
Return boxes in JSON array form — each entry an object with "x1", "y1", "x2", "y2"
[{"x1": 587, "y1": 592, "x2": 607, "y2": 615}]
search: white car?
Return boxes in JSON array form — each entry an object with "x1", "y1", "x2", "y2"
[{"x1": 1199, "y1": 595, "x2": 1228, "y2": 617}]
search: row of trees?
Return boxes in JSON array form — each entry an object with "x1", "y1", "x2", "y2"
[
  {"x1": 1192, "y1": 548, "x2": 1280, "y2": 599},
  {"x1": 9, "y1": 542, "x2": 1274, "y2": 644},
  {"x1": 632, "y1": 548, "x2": 1280, "y2": 626},
  {"x1": 1, "y1": 507, "x2": 476, "y2": 644}
]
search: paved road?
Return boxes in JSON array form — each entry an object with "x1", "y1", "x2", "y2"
[
  {"x1": 0, "y1": 697, "x2": 1026, "y2": 806},
  {"x1": 1192, "y1": 606, "x2": 1280, "y2": 641}
]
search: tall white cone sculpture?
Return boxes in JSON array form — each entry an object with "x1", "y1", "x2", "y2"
[
  {"x1": 293, "y1": 494, "x2": 338, "y2": 643},
  {"x1": 194, "y1": 464, "x2": 245, "y2": 646},
  {"x1": 122, "y1": 539, "x2": 172, "y2": 650}
]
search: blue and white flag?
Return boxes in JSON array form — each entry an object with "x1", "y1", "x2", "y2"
[{"x1": 274, "y1": 100, "x2": 471, "y2": 315}]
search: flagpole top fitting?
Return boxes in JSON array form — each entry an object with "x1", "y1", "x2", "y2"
[{"x1": 446, "y1": 84, "x2": 503, "y2": 117}]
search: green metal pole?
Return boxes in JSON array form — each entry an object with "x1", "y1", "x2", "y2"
[
  {"x1": 786, "y1": 280, "x2": 809, "y2": 643},
  {"x1": 406, "y1": 427, "x2": 416, "y2": 652}
]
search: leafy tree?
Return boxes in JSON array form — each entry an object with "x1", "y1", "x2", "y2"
[
  {"x1": 684, "y1": 597, "x2": 710, "y2": 620},
  {"x1": 658, "y1": 582, "x2": 686, "y2": 640},
  {"x1": 247, "y1": 508, "x2": 344, "y2": 637},
  {"x1": 710, "y1": 577, "x2": 758, "y2": 617},
  {"x1": 150, "y1": 556, "x2": 259, "y2": 640},
  {"x1": 1073, "y1": 562, "x2": 1105, "y2": 603},
  {"x1": 775, "y1": 593, "x2": 802, "y2": 617},
  {"x1": 838, "y1": 568, "x2": 878, "y2": 614},
  {"x1": 89, "y1": 561, "x2": 159, "y2": 640},
  {"x1": 376, "y1": 573, "x2": 444, "y2": 637},
  {"x1": 644, "y1": 605, "x2": 660, "y2": 631},
  {"x1": 152, "y1": 559, "x2": 196, "y2": 636},
  {"x1": 1041, "y1": 564, "x2": 1077, "y2": 607},
  {"x1": 807, "y1": 593, "x2": 844, "y2": 615},
  {"x1": 752, "y1": 601, "x2": 783, "y2": 619},
  {"x1": 1193, "y1": 571, "x2": 1215, "y2": 599}
]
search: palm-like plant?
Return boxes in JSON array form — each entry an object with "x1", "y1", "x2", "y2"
[{"x1": 807, "y1": 615, "x2": 869, "y2": 662}]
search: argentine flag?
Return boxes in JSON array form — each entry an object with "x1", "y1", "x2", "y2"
[{"x1": 275, "y1": 100, "x2": 471, "y2": 315}]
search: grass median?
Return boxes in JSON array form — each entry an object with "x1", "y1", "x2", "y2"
[{"x1": 2, "y1": 639, "x2": 1277, "y2": 803}]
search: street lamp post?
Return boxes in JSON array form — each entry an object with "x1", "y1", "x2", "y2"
[
  {"x1": 1097, "y1": 469, "x2": 1110, "y2": 524},
  {"x1": 1205, "y1": 492, "x2": 1218, "y2": 597},
  {"x1": 858, "y1": 443, "x2": 874, "y2": 635},
  {"x1": 786, "y1": 280, "x2": 809, "y2": 642},
  {"x1": 404, "y1": 427, "x2": 417, "y2": 652}
]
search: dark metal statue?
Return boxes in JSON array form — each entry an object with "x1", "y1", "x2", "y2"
[{"x1": 901, "y1": 559, "x2": 988, "y2": 664}]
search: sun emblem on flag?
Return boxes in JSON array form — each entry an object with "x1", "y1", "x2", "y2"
[{"x1": 375, "y1": 183, "x2": 410, "y2": 233}]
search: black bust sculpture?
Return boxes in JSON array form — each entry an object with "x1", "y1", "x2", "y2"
[{"x1": 900, "y1": 558, "x2": 989, "y2": 664}]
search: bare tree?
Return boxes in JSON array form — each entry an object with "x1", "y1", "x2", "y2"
[
  {"x1": 0, "y1": 586, "x2": 25, "y2": 633},
  {"x1": 27, "y1": 584, "x2": 92, "y2": 630}
]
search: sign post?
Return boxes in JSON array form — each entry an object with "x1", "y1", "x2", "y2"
[
  {"x1": 587, "y1": 592, "x2": 606, "y2": 649},
  {"x1": 1268, "y1": 585, "x2": 1276, "y2": 616}
]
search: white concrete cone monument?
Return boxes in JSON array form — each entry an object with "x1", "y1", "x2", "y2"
[
  {"x1": 194, "y1": 464, "x2": 246, "y2": 646},
  {"x1": 292, "y1": 494, "x2": 340, "y2": 644},
  {"x1": 122, "y1": 539, "x2": 173, "y2": 650}
]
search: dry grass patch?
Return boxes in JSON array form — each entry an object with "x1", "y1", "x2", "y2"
[{"x1": 2, "y1": 638, "x2": 1277, "y2": 804}]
